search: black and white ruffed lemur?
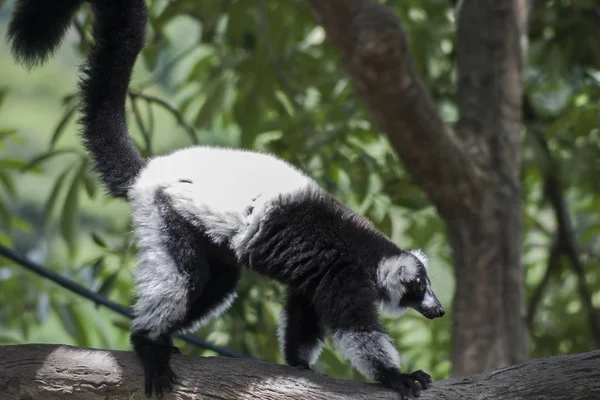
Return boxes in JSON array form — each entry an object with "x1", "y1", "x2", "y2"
[{"x1": 7, "y1": 0, "x2": 445, "y2": 399}]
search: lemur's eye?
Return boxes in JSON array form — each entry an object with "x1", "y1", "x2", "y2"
[{"x1": 419, "y1": 284, "x2": 426, "y2": 292}]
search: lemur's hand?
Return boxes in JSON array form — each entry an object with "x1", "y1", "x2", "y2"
[{"x1": 381, "y1": 369, "x2": 432, "y2": 400}]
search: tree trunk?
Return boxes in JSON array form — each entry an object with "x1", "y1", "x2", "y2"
[
  {"x1": 305, "y1": 0, "x2": 529, "y2": 376},
  {"x1": 451, "y1": 0, "x2": 529, "y2": 376},
  {"x1": 0, "y1": 344, "x2": 598, "y2": 399}
]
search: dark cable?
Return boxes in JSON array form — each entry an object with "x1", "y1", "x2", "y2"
[{"x1": 0, "y1": 244, "x2": 252, "y2": 359}]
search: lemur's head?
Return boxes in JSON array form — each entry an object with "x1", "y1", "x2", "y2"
[{"x1": 377, "y1": 249, "x2": 445, "y2": 319}]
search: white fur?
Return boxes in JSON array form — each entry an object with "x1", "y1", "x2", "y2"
[
  {"x1": 300, "y1": 341, "x2": 324, "y2": 365},
  {"x1": 131, "y1": 146, "x2": 315, "y2": 252},
  {"x1": 421, "y1": 288, "x2": 438, "y2": 309},
  {"x1": 333, "y1": 330, "x2": 400, "y2": 380},
  {"x1": 409, "y1": 249, "x2": 429, "y2": 270},
  {"x1": 377, "y1": 252, "x2": 424, "y2": 316},
  {"x1": 127, "y1": 147, "x2": 313, "y2": 337},
  {"x1": 277, "y1": 308, "x2": 288, "y2": 357},
  {"x1": 184, "y1": 292, "x2": 238, "y2": 333},
  {"x1": 129, "y1": 191, "x2": 190, "y2": 339}
]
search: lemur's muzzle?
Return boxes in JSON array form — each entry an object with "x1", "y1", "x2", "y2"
[{"x1": 414, "y1": 287, "x2": 445, "y2": 320}]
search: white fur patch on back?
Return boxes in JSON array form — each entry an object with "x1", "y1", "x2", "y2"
[
  {"x1": 134, "y1": 146, "x2": 312, "y2": 216},
  {"x1": 333, "y1": 330, "x2": 400, "y2": 380},
  {"x1": 131, "y1": 146, "x2": 314, "y2": 251}
]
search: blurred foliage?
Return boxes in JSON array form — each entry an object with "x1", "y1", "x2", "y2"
[{"x1": 0, "y1": 0, "x2": 599, "y2": 383}]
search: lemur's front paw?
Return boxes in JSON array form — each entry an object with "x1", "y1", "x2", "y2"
[
  {"x1": 381, "y1": 370, "x2": 433, "y2": 400},
  {"x1": 408, "y1": 370, "x2": 432, "y2": 390}
]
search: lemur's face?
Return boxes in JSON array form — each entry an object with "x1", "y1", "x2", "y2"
[{"x1": 377, "y1": 250, "x2": 445, "y2": 319}]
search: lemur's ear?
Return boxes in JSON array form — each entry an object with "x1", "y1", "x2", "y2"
[{"x1": 409, "y1": 249, "x2": 428, "y2": 270}]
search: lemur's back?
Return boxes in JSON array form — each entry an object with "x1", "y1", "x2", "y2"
[{"x1": 132, "y1": 146, "x2": 314, "y2": 216}]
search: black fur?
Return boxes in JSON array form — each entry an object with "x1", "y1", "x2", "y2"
[
  {"x1": 8, "y1": 0, "x2": 146, "y2": 199},
  {"x1": 7, "y1": 0, "x2": 83, "y2": 67},
  {"x1": 130, "y1": 189, "x2": 241, "y2": 398},
  {"x1": 238, "y1": 187, "x2": 443, "y2": 398},
  {"x1": 7, "y1": 2, "x2": 444, "y2": 399},
  {"x1": 78, "y1": 0, "x2": 146, "y2": 198},
  {"x1": 281, "y1": 288, "x2": 325, "y2": 369}
]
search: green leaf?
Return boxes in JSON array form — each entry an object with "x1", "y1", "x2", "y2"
[
  {"x1": 0, "y1": 328, "x2": 24, "y2": 344},
  {"x1": 0, "y1": 231, "x2": 13, "y2": 247},
  {"x1": 83, "y1": 170, "x2": 97, "y2": 198},
  {"x1": 22, "y1": 149, "x2": 78, "y2": 172},
  {"x1": 91, "y1": 232, "x2": 108, "y2": 249},
  {"x1": 43, "y1": 167, "x2": 72, "y2": 230},
  {"x1": 0, "y1": 200, "x2": 10, "y2": 226},
  {"x1": 193, "y1": 77, "x2": 228, "y2": 129},
  {"x1": 50, "y1": 104, "x2": 78, "y2": 148},
  {"x1": 0, "y1": 128, "x2": 17, "y2": 142},
  {"x1": 10, "y1": 217, "x2": 33, "y2": 233},
  {"x1": 97, "y1": 271, "x2": 119, "y2": 297},
  {"x1": 91, "y1": 257, "x2": 105, "y2": 278},
  {"x1": 0, "y1": 170, "x2": 16, "y2": 197},
  {"x1": 60, "y1": 161, "x2": 88, "y2": 252},
  {"x1": 0, "y1": 88, "x2": 7, "y2": 109},
  {"x1": 56, "y1": 303, "x2": 89, "y2": 345},
  {"x1": 0, "y1": 159, "x2": 29, "y2": 170}
]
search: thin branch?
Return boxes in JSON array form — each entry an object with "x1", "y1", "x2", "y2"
[
  {"x1": 129, "y1": 91, "x2": 199, "y2": 145},
  {"x1": 527, "y1": 104, "x2": 600, "y2": 347},
  {"x1": 129, "y1": 93, "x2": 153, "y2": 156},
  {"x1": 545, "y1": 172, "x2": 600, "y2": 347},
  {"x1": 527, "y1": 235, "x2": 560, "y2": 327}
]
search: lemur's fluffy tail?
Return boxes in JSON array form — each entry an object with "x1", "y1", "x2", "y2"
[{"x1": 7, "y1": 0, "x2": 147, "y2": 198}]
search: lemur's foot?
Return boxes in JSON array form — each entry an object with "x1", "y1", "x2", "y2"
[
  {"x1": 171, "y1": 346, "x2": 181, "y2": 355},
  {"x1": 291, "y1": 361, "x2": 311, "y2": 371},
  {"x1": 381, "y1": 369, "x2": 433, "y2": 400}
]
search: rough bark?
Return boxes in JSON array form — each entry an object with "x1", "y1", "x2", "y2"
[
  {"x1": 305, "y1": 0, "x2": 529, "y2": 376},
  {"x1": 0, "y1": 344, "x2": 598, "y2": 400}
]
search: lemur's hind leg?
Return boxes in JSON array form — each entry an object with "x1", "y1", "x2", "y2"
[
  {"x1": 181, "y1": 242, "x2": 241, "y2": 334},
  {"x1": 130, "y1": 188, "x2": 239, "y2": 399},
  {"x1": 279, "y1": 288, "x2": 325, "y2": 370}
]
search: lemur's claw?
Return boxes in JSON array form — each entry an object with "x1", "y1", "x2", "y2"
[
  {"x1": 381, "y1": 369, "x2": 432, "y2": 400},
  {"x1": 409, "y1": 370, "x2": 432, "y2": 390}
]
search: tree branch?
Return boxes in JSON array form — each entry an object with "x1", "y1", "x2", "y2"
[
  {"x1": 305, "y1": 0, "x2": 479, "y2": 216},
  {"x1": 526, "y1": 97, "x2": 600, "y2": 347},
  {"x1": 527, "y1": 235, "x2": 561, "y2": 327},
  {"x1": 0, "y1": 344, "x2": 599, "y2": 399},
  {"x1": 128, "y1": 91, "x2": 199, "y2": 145}
]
